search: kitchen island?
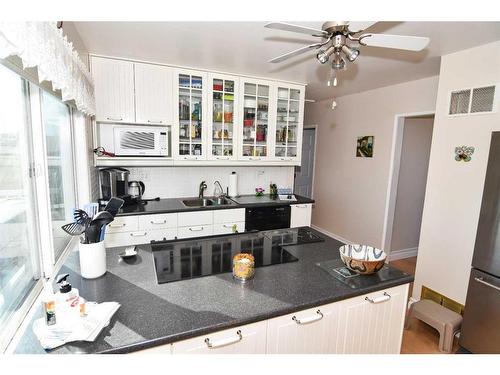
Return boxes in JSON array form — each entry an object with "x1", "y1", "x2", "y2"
[{"x1": 12, "y1": 228, "x2": 413, "y2": 354}]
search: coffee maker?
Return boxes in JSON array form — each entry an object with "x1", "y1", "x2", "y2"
[{"x1": 99, "y1": 167, "x2": 134, "y2": 206}]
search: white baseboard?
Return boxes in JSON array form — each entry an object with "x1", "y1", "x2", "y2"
[
  {"x1": 388, "y1": 247, "x2": 418, "y2": 261},
  {"x1": 311, "y1": 225, "x2": 353, "y2": 244}
]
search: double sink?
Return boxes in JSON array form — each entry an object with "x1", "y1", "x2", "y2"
[{"x1": 182, "y1": 196, "x2": 237, "y2": 208}]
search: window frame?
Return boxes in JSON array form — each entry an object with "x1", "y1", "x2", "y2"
[{"x1": 0, "y1": 60, "x2": 83, "y2": 352}]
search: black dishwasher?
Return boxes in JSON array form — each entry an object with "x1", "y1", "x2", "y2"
[{"x1": 245, "y1": 205, "x2": 291, "y2": 231}]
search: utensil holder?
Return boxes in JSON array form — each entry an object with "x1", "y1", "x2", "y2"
[{"x1": 79, "y1": 241, "x2": 106, "y2": 279}]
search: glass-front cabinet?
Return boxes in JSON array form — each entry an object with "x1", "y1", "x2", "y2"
[
  {"x1": 274, "y1": 85, "x2": 304, "y2": 161},
  {"x1": 174, "y1": 69, "x2": 208, "y2": 160},
  {"x1": 239, "y1": 79, "x2": 274, "y2": 160},
  {"x1": 208, "y1": 74, "x2": 239, "y2": 160}
]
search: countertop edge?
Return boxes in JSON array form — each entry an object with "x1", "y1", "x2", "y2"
[{"x1": 99, "y1": 275, "x2": 413, "y2": 354}]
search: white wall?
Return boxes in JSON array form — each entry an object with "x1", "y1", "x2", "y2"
[
  {"x1": 414, "y1": 41, "x2": 500, "y2": 304},
  {"x1": 390, "y1": 116, "x2": 434, "y2": 253},
  {"x1": 127, "y1": 166, "x2": 295, "y2": 199},
  {"x1": 304, "y1": 76, "x2": 439, "y2": 248}
]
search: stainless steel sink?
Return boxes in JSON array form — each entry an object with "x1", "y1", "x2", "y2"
[
  {"x1": 181, "y1": 196, "x2": 236, "y2": 208},
  {"x1": 182, "y1": 198, "x2": 214, "y2": 207}
]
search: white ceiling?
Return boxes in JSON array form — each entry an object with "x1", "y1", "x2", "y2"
[{"x1": 72, "y1": 21, "x2": 500, "y2": 101}]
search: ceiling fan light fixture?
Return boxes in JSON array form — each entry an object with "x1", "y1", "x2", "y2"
[
  {"x1": 341, "y1": 45, "x2": 360, "y2": 62},
  {"x1": 331, "y1": 54, "x2": 346, "y2": 70},
  {"x1": 316, "y1": 45, "x2": 335, "y2": 64}
]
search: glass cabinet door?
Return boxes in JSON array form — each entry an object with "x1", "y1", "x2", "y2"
[
  {"x1": 210, "y1": 77, "x2": 236, "y2": 159},
  {"x1": 177, "y1": 73, "x2": 204, "y2": 158},
  {"x1": 275, "y1": 87, "x2": 301, "y2": 159},
  {"x1": 241, "y1": 82, "x2": 269, "y2": 158}
]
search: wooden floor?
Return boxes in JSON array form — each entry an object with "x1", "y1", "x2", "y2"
[{"x1": 390, "y1": 257, "x2": 460, "y2": 354}]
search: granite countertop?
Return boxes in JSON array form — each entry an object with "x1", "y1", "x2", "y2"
[
  {"x1": 13, "y1": 228, "x2": 412, "y2": 354},
  {"x1": 117, "y1": 194, "x2": 315, "y2": 216}
]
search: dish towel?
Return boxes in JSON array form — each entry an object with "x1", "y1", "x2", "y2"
[{"x1": 33, "y1": 301, "x2": 120, "y2": 350}]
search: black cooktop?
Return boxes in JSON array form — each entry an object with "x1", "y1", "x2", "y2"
[
  {"x1": 262, "y1": 227, "x2": 325, "y2": 246},
  {"x1": 152, "y1": 232, "x2": 298, "y2": 284}
]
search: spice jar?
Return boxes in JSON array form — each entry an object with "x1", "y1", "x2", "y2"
[{"x1": 233, "y1": 253, "x2": 255, "y2": 282}]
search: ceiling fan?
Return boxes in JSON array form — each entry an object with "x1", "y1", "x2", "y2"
[{"x1": 265, "y1": 21, "x2": 430, "y2": 87}]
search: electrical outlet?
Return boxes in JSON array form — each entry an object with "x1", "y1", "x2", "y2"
[{"x1": 256, "y1": 170, "x2": 265, "y2": 178}]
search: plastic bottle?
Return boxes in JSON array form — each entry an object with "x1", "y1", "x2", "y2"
[
  {"x1": 41, "y1": 279, "x2": 56, "y2": 326},
  {"x1": 55, "y1": 273, "x2": 80, "y2": 321}
]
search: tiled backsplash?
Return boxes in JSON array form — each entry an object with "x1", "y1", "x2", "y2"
[{"x1": 127, "y1": 166, "x2": 295, "y2": 199}]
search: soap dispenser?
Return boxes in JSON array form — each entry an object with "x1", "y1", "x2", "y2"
[{"x1": 55, "y1": 273, "x2": 80, "y2": 320}]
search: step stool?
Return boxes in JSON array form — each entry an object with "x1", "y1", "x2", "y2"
[{"x1": 405, "y1": 299, "x2": 463, "y2": 353}]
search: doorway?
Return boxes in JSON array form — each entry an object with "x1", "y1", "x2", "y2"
[
  {"x1": 294, "y1": 127, "x2": 316, "y2": 198},
  {"x1": 382, "y1": 113, "x2": 435, "y2": 261}
]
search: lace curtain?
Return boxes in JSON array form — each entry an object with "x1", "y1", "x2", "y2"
[{"x1": 0, "y1": 22, "x2": 95, "y2": 115}]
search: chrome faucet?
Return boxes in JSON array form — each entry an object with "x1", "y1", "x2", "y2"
[
  {"x1": 214, "y1": 180, "x2": 224, "y2": 197},
  {"x1": 199, "y1": 180, "x2": 207, "y2": 198}
]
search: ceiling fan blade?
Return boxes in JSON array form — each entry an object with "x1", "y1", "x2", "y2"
[
  {"x1": 348, "y1": 21, "x2": 378, "y2": 33},
  {"x1": 268, "y1": 43, "x2": 322, "y2": 63},
  {"x1": 360, "y1": 33, "x2": 430, "y2": 51},
  {"x1": 265, "y1": 22, "x2": 328, "y2": 37}
]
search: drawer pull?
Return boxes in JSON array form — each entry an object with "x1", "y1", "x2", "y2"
[
  {"x1": 295, "y1": 204, "x2": 308, "y2": 208},
  {"x1": 475, "y1": 277, "x2": 500, "y2": 292},
  {"x1": 216, "y1": 157, "x2": 230, "y2": 160},
  {"x1": 222, "y1": 224, "x2": 235, "y2": 228},
  {"x1": 130, "y1": 232, "x2": 147, "y2": 237},
  {"x1": 189, "y1": 226, "x2": 204, "y2": 232},
  {"x1": 150, "y1": 220, "x2": 167, "y2": 225},
  {"x1": 204, "y1": 330, "x2": 242, "y2": 349},
  {"x1": 147, "y1": 120, "x2": 163, "y2": 123},
  {"x1": 292, "y1": 310, "x2": 323, "y2": 325},
  {"x1": 365, "y1": 292, "x2": 391, "y2": 304},
  {"x1": 109, "y1": 223, "x2": 126, "y2": 228},
  {"x1": 106, "y1": 117, "x2": 123, "y2": 121}
]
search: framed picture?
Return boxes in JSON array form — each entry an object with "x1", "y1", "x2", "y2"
[{"x1": 356, "y1": 136, "x2": 374, "y2": 158}]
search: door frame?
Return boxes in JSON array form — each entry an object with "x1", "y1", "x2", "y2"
[
  {"x1": 381, "y1": 111, "x2": 435, "y2": 254},
  {"x1": 296, "y1": 125, "x2": 318, "y2": 199}
]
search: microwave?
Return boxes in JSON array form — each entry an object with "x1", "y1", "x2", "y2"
[{"x1": 113, "y1": 126, "x2": 169, "y2": 156}]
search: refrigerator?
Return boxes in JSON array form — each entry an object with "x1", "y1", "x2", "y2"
[{"x1": 459, "y1": 132, "x2": 500, "y2": 353}]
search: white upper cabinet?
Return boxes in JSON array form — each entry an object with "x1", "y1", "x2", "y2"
[
  {"x1": 238, "y1": 78, "x2": 276, "y2": 161},
  {"x1": 173, "y1": 69, "x2": 208, "y2": 160},
  {"x1": 273, "y1": 84, "x2": 305, "y2": 162},
  {"x1": 134, "y1": 63, "x2": 173, "y2": 125},
  {"x1": 207, "y1": 73, "x2": 239, "y2": 161},
  {"x1": 92, "y1": 56, "x2": 135, "y2": 123}
]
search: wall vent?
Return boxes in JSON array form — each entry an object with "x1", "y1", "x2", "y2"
[{"x1": 448, "y1": 85, "x2": 496, "y2": 116}]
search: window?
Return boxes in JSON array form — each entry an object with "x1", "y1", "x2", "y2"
[
  {"x1": 0, "y1": 62, "x2": 81, "y2": 351},
  {"x1": 41, "y1": 92, "x2": 76, "y2": 261},
  {"x1": 0, "y1": 65, "x2": 41, "y2": 341}
]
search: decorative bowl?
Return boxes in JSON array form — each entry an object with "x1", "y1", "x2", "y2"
[{"x1": 339, "y1": 244, "x2": 387, "y2": 275}]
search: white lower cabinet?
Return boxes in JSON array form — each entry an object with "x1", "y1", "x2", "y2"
[
  {"x1": 336, "y1": 284, "x2": 409, "y2": 354},
  {"x1": 105, "y1": 228, "x2": 177, "y2": 248},
  {"x1": 171, "y1": 321, "x2": 267, "y2": 354},
  {"x1": 266, "y1": 303, "x2": 341, "y2": 354},
  {"x1": 213, "y1": 221, "x2": 245, "y2": 235},
  {"x1": 177, "y1": 224, "x2": 213, "y2": 239},
  {"x1": 290, "y1": 204, "x2": 312, "y2": 228}
]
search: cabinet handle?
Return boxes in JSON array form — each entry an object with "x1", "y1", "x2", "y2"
[
  {"x1": 292, "y1": 310, "x2": 323, "y2": 325},
  {"x1": 475, "y1": 277, "x2": 500, "y2": 292},
  {"x1": 130, "y1": 232, "x2": 147, "y2": 237},
  {"x1": 222, "y1": 224, "x2": 234, "y2": 228},
  {"x1": 204, "y1": 330, "x2": 242, "y2": 349},
  {"x1": 109, "y1": 223, "x2": 126, "y2": 228},
  {"x1": 296, "y1": 204, "x2": 308, "y2": 208},
  {"x1": 106, "y1": 117, "x2": 123, "y2": 121},
  {"x1": 150, "y1": 220, "x2": 167, "y2": 225},
  {"x1": 248, "y1": 157, "x2": 261, "y2": 161},
  {"x1": 147, "y1": 120, "x2": 163, "y2": 124},
  {"x1": 365, "y1": 292, "x2": 391, "y2": 304},
  {"x1": 216, "y1": 157, "x2": 230, "y2": 160},
  {"x1": 189, "y1": 226, "x2": 204, "y2": 231}
]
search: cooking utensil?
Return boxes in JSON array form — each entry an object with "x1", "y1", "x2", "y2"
[
  {"x1": 83, "y1": 203, "x2": 99, "y2": 219},
  {"x1": 74, "y1": 209, "x2": 91, "y2": 225},
  {"x1": 61, "y1": 222, "x2": 86, "y2": 236},
  {"x1": 104, "y1": 197, "x2": 125, "y2": 217},
  {"x1": 86, "y1": 211, "x2": 114, "y2": 244}
]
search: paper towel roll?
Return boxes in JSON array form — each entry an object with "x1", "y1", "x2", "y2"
[{"x1": 228, "y1": 171, "x2": 238, "y2": 197}]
